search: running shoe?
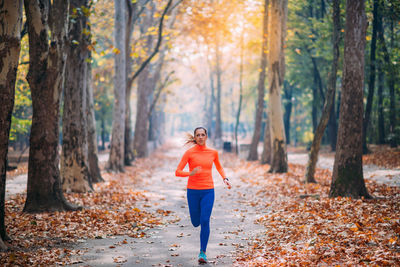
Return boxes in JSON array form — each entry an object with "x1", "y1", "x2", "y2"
[{"x1": 198, "y1": 251, "x2": 207, "y2": 264}]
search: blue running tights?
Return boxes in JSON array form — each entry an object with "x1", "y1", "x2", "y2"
[{"x1": 187, "y1": 188, "x2": 215, "y2": 252}]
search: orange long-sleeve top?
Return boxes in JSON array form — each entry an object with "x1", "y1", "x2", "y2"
[{"x1": 175, "y1": 144, "x2": 227, "y2": 189}]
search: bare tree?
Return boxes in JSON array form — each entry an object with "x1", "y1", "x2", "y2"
[{"x1": 330, "y1": 0, "x2": 371, "y2": 199}]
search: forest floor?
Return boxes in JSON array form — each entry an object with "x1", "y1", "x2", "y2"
[{"x1": 1, "y1": 139, "x2": 399, "y2": 266}]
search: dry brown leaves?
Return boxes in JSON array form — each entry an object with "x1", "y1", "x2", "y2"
[
  {"x1": 222, "y1": 155, "x2": 400, "y2": 266},
  {"x1": 363, "y1": 149, "x2": 400, "y2": 169},
  {"x1": 1, "y1": 156, "x2": 173, "y2": 266}
]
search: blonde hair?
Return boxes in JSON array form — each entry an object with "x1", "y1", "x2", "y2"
[{"x1": 184, "y1": 127, "x2": 208, "y2": 146}]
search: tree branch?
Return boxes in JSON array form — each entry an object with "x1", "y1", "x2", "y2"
[
  {"x1": 148, "y1": 70, "x2": 175, "y2": 118},
  {"x1": 127, "y1": 0, "x2": 175, "y2": 88}
]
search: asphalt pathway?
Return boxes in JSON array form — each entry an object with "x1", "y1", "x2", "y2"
[{"x1": 67, "y1": 143, "x2": 265, "y2": 266}]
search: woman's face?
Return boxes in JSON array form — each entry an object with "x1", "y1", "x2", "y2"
[{"x1": 194, "y1": 128, "x2": 207, "y2": 146}]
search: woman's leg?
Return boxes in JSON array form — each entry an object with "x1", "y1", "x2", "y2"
[
  {"x1": 187, "y1": 189, "x2": 201, "y2": 227},
  {"x1": 199, "y1": 189, "x2": 215, "y2": 252}
]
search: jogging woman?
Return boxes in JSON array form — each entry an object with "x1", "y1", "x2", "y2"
[{"x1": 175, "y1": 127, "x2": 232, "y2": 264}]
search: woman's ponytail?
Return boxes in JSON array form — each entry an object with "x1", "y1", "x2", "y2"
[{"x1": 184, "y1": 132, "x2": 196, "y2": 145}]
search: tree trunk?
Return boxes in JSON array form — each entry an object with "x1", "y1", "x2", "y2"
[
  {"x1": 377, "y1": 57, "x2": 385, "y2": 144},
  {"x1": 235, "y1": 24, "x2": 245, "y2": 155},
  {"x1": 305, "y1": 0, "x2": 340, "y2": 183},
  {"x1": 133, "y1": 67, "x2": 152, "y2": 158},
  {"x1": 23, "y1": 0, "x2": 79, "y2": 212},
  {"x1": 208, "y1": 69, "x2": 215, "y2": 137},
  {"x1": 0, "y1": 0, "x2": 23, "y2": 249},
  {"x1": 124, "y1": 0, "x2": 137, "y2": 166},
  {"x1": 327, "y1": 98, "x2": 337, "y2": 151},
  {"x1": 214, "y1": 39, "x2": 223, "y2": 145},
  {"x1": 61, "y1": 0, "x2": 93, "y2": 193},
  {"x1": 248, "y1": 0, "x2": 269, "y2": 161},
  {"x1": 86, "y1": 61, "x2": 103, "y2": 183},
  {"x1": 311, "y1": 82, "x2": 318, "y2": 133},
  {"x1": 147, "y1": 61, "x2": 163, "y2": 144},
  {"x1": 261, "y1": 114, "x2": 272, "y2": 164},
  {"x1": 132, "y1": 3, "x2": 158, "y2": 158},
  {"x1": 107, "y1": 0, "x2": 127, "y2": 172},
  {"x1": 267, "y1": 0, "x2": 288, "y2": 173},
  {"x1": 330, "y1": 0, "x2": 371, "y2": 199},
  {"x1": 124, "y1": 83, "x2": 134, "y2": 165},
  {"x1": 376, "y1": 6, "x2": 397, "y2": 148},
  {"x1": 100, "y1": 116, "x2": 106, "y2": 150},
  {"x1": 362, "y1": 0, "x2": 379, "y2": 154},
  {"x1": 283, "y1": 81, "x2": 293, "y2": 145}
]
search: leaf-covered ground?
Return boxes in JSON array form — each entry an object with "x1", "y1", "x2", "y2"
[
  {"x1": 222, "y1": 155, "x2": 400, "y2": 266},
  {"x1": 1, "y1": 157, "x2": 173, "y2": 266},
  {"x1": 363, "y1": 148, "x2": 400, "y2": 169},
  {"x1": 1, "y1": 143, "x2": 399, "y2": 266}
]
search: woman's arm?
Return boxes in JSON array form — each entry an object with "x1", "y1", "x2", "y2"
[
  {"x1": 214, "y1": 151, "x2": 231, "y2": 189},
  {"x1": 175, "y1": 151, "x2": 190, "y2": 177},
  {"x1": 214, "y1": 151, "x2": 227, "y2": 179}
]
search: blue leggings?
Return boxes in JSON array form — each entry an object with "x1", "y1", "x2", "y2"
[{"x1": 187, "y1": 188, "x2": 215, "y2": 252}]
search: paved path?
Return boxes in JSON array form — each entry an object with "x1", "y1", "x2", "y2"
[
  {"x1": 5, "y1": 143, "x2": 399, "y2": 266},
  {"x1": 68, "y1": 144, "x2": 264, "y2": 266}
]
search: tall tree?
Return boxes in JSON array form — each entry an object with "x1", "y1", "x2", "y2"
[
  {"x1": 133, "y1": 2, "x2": 156, "y2": 159},
  {"x1": 86, "y1": 61, "x2": 103, "y2": 183},
  {"x1": 305, "y1": 0, "x2": 341, "y2": 183},
  {"x1": 282, "y1": 81, "x2": 293, "y2": 145},
  {"x1": 267, "y1": 0, "x2": 288, "y2": 173},
  {"x1": 124, "y1": 0, "x2": 138, "y2": 165},
  {"x1": 23, "y1": 0, "x2": 79, "y2": 212},
  {"x1": 376, "y1": 3, "x2": 397, "y2": 148},
  {"x1": 362, "y1": 0, "x2": 379, "y2": 153},
  {"x1": 261, "y1": 115, "x2": 272, "y2": 164},
  {"x1": 129, "y1": 0, "x2": 174, "y2": 159},
  {"x1": 330, "y1": 0, "x2": 371, "y2": 199},
  {"x1": 0, "y1": 0, "x2": 23, "y2": 250},
  {"x1": 214, "y1": 35, "x2": 223, "y2": 144},
  {"x1": 107, "y1": 0, "x2": 127, "y2": 172},
  {"x1": 132, "y1": 0, "x2": 175, "y2": 158},
  {"x1": 61, "y1": 0, "x2": 93, "y2": 193},
  {"x1": 248, "y1": 0, "x2": 269, "y2": 161},
  {"x1": 207, "y1": 50, "x2": 216, "y2": 137},
  {"x1": 377, "y1": 56, "x2": 385, "y2": 144},
  {"x1": 235, "y1": 22, "x2": 245, "y2": 155},
  {"x1": 327, "y1": 95, "x2": 337, "y2": 151}
]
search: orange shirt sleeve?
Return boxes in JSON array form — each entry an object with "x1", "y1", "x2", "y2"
[
  {"x1": 213, "y1": 150, "x2": 226, "y2": 179},
  {"x1": 175, "y1": 150, "x2": 190, "y2": 177}
]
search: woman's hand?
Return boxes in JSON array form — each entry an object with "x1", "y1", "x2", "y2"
[
  {"x1": 190, "y1": 166, "x2": 202, "y2": 176},
  {"x1": 223, "y1": 178, "x2": 232, "y2": 189}
]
